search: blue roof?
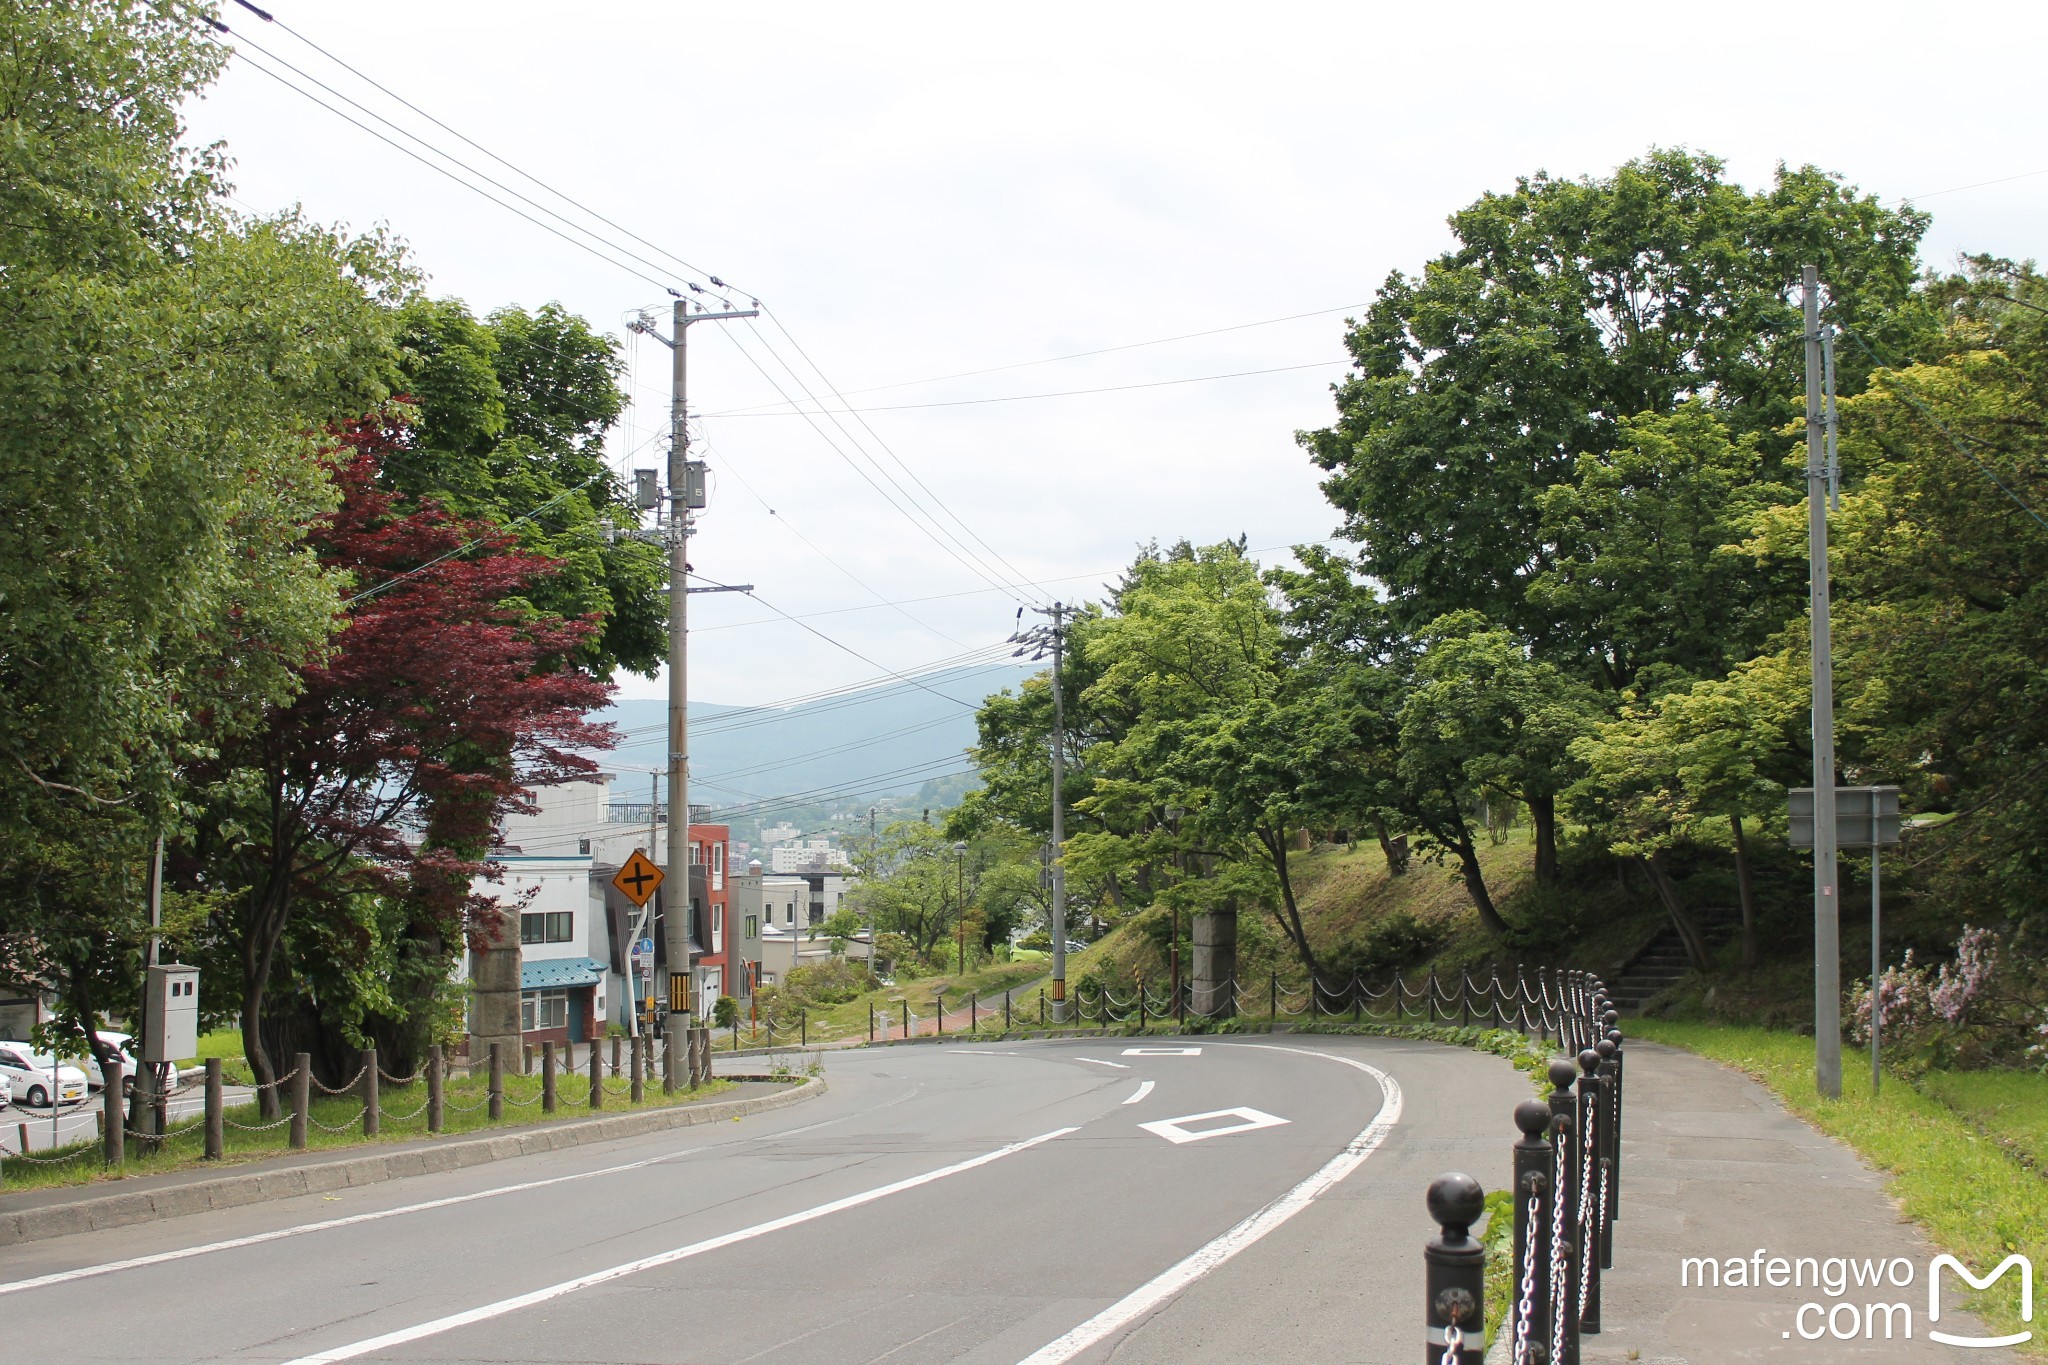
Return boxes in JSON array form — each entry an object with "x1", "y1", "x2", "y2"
[{"x1": 521, "y1": 957, "x2": 607, "y2": 990}]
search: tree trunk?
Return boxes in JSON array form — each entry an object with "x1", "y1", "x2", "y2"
[
  {"x1": 1371, "y1": 815, "x2": 1408, "y2": 876},
  {"x1": 1259, "y1": 826, "x2": 1321, "y2": 978},
  {"x1": 1641, "y1": 852, "x2": 1711, "y2": 971},
  {"x1": 1453, "y1": 827, "x2": 1511, "y2": 939},
  {"x1": 1528, "y1": 793, "x2": 1560, "y2": 883},
  {"x1": 1729, "y1": 809, "x2": 1759, "y2": 969}
]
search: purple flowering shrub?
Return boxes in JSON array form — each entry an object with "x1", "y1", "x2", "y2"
[{"x1": 1848, "y1": 926, "x2": 2040, "y2": 1071}]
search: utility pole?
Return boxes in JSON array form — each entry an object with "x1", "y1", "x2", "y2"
[
  {"x1": 866, "y1": 806, "x2": 879, "y2": 986},
  {"x1": 1012, "y1": 602, "x2": 1072, "y2": 1020},
  {"x1": 1805, "y1": 265, "x2": 1843, "y2": 1100},
  {"x1": 629, "y1": 298, "x2": 756, "y2": 1067}
]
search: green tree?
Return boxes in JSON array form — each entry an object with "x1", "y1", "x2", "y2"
[
  {"x1": 0, "y1": 2, "x2": 404, "y2": 1045},
  {"x1": 1529, "y1": 406, "x2": 1804, "y2": 690},
  {"x1": 1301, "y1": 148, "x2": 1930, "y2": 664},
  {"x1": 391, "y1": 298, "x2": 665, "y2": 678},
  {"x1": 1569, "y1": 653, "x2": 1809, "y2": 967},
  {"x1": 1399, "y1": 612, "x2": 1601, "y2": 889}
]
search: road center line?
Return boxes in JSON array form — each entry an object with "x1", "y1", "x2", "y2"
[
  {"x1": 1016, "y1": 1046, "x2": 1402, "y2": 1364},
  {"x1": 1071, "y1": 1057, "x2": 1129, "y2": 1069},
  {"x1": 281, "y1": 1126, "x2": 1078, "y2": 1365},
  {"x1": 1122, "y1": 1080, "x2": 1155, "y2": 1105}
]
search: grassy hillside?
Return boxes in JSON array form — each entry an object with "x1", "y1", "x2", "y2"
[{"x1": 1072, "y1": 829, "x2": 1671, "y2": 995}]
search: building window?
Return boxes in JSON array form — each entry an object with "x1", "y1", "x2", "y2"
[
  {"x1": 745, "y1": 915, "x2": 757, "y2": 938},
  {"x1": 520, "y1": 911, "x2": 573, "y2": 945},
  {"x1": 712, "y1": 905, "x2": 724, "y2": 952},
  {"x1": 521, "y1": 990, "x2": 569, "y2": 1032}
]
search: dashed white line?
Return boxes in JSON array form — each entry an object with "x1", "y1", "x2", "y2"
[
  {"x1": 1071, "y1": 1057, "x2": 1130, "y2": 1069},
  {"x1": 1122, "y1": 1080, "x2": 1156, "y2": 1106},
  {"x1": 281, "y1": 1126, "x2": 1079, "y2": 1364}
]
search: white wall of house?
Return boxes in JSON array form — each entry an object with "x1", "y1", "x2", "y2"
[{"x1": 462, "y1": 853, "x2": 608, "y2": 1038}]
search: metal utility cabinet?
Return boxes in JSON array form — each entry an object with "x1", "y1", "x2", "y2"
[{"x1": 144, "y1": 964, "x2": 199, "y2": 1064}]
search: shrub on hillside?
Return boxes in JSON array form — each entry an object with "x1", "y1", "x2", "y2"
[
  {"x1": 1846, "y1": 926, "x2": 2044, "y2": 1070},
  {"x1": 1323, "y1": 910, "x2": 1442, "y2": 980},
  {"x1": 783, "y1": 958, "x2": 867, "y2": 1006}
]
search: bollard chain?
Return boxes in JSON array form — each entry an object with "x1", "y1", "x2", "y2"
[
  {"x1": 1512, "y1": 1182, "x2": 1545, "y2": 1365},
  {"x1": 1550, "y1": 1123, "x2": 1571, "y2": 1365}
]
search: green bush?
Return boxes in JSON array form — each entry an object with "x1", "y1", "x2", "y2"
[
  {"x1": 783, "y1": 958, "x2": 867, "y2": 1006},
  {"x1": 712, "y1": 995, "x2": 739, "y2": 1029}
]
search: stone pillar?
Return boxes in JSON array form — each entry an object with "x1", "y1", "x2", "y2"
[
  {"x1": 1191, "y1": 898, "x2": 1238, "y2": 1019},
  {"x1": 468, "y1": 901, "x2": 523, "y2": 1075}
]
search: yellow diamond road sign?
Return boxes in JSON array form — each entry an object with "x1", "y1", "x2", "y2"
[{"x1": 612, "y1": 849, "x2": 664, "y2": 908}]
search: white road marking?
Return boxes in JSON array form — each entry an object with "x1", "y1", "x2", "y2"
[
  {"x1": 1121, "y1": 1046, "x2": 1201, "y2": 1056},
  {"x1": 1070, "y1": 1057, "x2": 1129, "y2": 1069},
  {"x1": 1121, "y1": 1080, "x2": 1155, "y2": 1106},
  {"x1": 1016, "y1": 1046, "x2": 1403, "y2": 1364},
  {"x1": 281, "y1": 1126, "x2": 1079, "y2": 1364},
  {"x1": 0, "y1": 1084, "x2": 921, "y2": 1299},
  {"x1": 1139, "y1": 1107, "x2": 1290, "y2": 1145},
  {"x1": 0, "y1": 1149, "x2": 688, "y2": 1299}
]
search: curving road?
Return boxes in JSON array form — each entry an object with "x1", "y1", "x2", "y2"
[{"x1": 0, "y1": 1035, "x2": 1527, "y2": 1363}]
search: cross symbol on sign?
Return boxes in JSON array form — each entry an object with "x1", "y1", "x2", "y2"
[{"x1": 612, "y1": 850, "x2": 664, "y2": 908}]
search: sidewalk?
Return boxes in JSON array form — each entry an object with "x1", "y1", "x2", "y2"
[{"x1": 1581, "y1": 1041, "x2": 1987, "y2": 1362}]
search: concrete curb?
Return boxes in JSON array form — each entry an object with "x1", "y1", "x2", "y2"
[
  {"x1": 711, "y1": 1021, "x2": 1301, "y2": 1060},
  {"x1": 0, "y1": 1075, "x2": 823, "y2": 1249}
]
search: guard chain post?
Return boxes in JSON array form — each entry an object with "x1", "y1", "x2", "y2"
[
  {"x1": 1576, "y1": 1049, "x2": 1604, "y2": 1334},
  {"x1": 1423, "y1": 1172, "x2": 1487, "y2": 1364},
  {"x1": 1510, "y1": 1098, "x2": 1553, "y2": 1364},
  {"x1": 1547, "y1": 1060, "x2": 1581, "y2": 1365}
]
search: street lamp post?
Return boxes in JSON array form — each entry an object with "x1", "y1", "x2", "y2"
[{"x1": 953, "y1": 841, "x2": 968, "y2": 977}]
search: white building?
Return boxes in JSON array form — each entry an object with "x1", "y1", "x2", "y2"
[{"x1": 458, "y1": 853, "x2": 611, "y2": 1046}]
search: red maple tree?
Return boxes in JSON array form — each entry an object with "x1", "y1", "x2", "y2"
[{"x1": 196, "y1": 412, "x2": 616, "y2": 1104}]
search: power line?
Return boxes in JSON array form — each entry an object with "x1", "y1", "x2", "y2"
[
  {"x1": 203, "y1": 36, "x2": 685, "y2": 297},
  {"x1": 1833, "y1": 324, "x2": 2048, "y2": 532},
  {"x1": 699, "y1": 440, "x2": 966, "y2": 647},
  {"x1": 756, "y1": 309, "x2": 1044, "y2": 597},
  {"x1": 716, "y1": 301, "x2": 1373, "y2": 412},
  {"x1": 698, "y1": 578, "x2": 991, "y2": 712},
  {"x1": 705, "y1": 359, "x2": 1347, "y2": 417},
  {"x1": 713, "y1": 328, "x2": 1036, "y2": 600},
  {"x1": 228, "y1": 0, "x2": 754, "y2": 308}
]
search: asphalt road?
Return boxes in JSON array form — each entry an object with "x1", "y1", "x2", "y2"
[{"x1": 0, "y1": 1035, "x2": 1528, "y2": 1363}]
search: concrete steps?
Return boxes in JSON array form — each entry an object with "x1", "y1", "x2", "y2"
[{"x1": 1608, "y1": 908, "x2": 1741, "y2": 1014}]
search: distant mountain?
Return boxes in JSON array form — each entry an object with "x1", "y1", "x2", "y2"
[{"x1": 591, "y1": 661, "x2": 1031, "y2": 817}]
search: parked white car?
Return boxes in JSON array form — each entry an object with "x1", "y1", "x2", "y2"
[
  {"x1": 0, "y1": 1044, "x2": 90, "y2": 1108},
  {"x1": 0, "y1": 1072, "x2": 11, "y2": 1110},
  {"x1": 75, "y1": 1030, "x2": 177, "y2": 1094}
]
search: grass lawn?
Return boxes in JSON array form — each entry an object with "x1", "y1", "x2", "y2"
[
  {"x1": 1630, "y1": 1018, "x2": 2048, "y2": 1357},
  {"x1": 727, "y1": 959, "x2": 1054, "y2": 1047},
  {"x1": 1, "y1": 1065, "x2": 738, "y2": 1194}
]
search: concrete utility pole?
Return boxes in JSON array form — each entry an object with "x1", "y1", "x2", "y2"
[
  {"x1": 866, "y1": 806, "x2": 879, "y2": 986},
  {"x1": 629, "y1": 298, "x2": 756, "y2": 1068},
  {"x1": 1011, "y1": 602, "x2": 1072, "y2": 1020},
  {"x1": 1805, "y1": 265, "x2": 1843, "y2": 1100}
]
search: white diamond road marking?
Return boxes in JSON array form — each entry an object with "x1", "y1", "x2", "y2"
[
  {"x1": 1121, "y1": 1046, "x2": 1202, "y2": 1056},
  {"x1": 1139, "y1": 1106, "x2": 1290, "y2": 1145}
]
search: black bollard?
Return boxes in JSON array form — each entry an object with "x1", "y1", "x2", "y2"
[
  {"x1": 1576, "y1": 1049, "x2": 1605, "y2": 1331},
  {"x1": 1423, "y1": 1172, "x2": 1487, "y2": 1364},
  {"x1": 1597, "y1": 1035, "x2": 1620, "y2": 1258},
  {"x1": 1547, "y1": 1058, "x2": 1582, "y2": 1365},
  {"x1": 1509, "y1": 1098, "x2": 1554, "y2": 1363},
  {"x1": 1605, "y1": 1015, "x2": 1625, "y2": 1219}
]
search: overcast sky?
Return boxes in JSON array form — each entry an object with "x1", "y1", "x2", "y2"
[{"x1": 185, "y1": 0, "x2": 2048, "y2": 708}]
